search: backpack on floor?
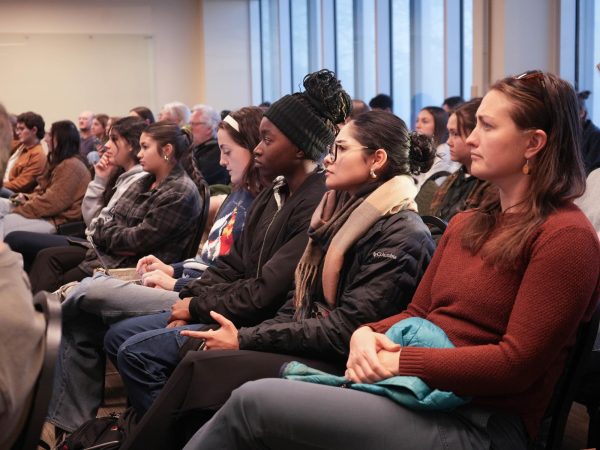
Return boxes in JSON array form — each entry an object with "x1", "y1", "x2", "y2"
[{"x1": 57, "y1": 409, "x2": 137, "y2": 450}]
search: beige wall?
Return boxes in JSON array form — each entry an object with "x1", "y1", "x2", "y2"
[
  {"x1": 1, "y1": 0, "x2": 566, "y2": 122},
  {"x1": 471, "y1": 0, "x2": 561, "y2": 97},
  {"x1": 202, "y1": 0, "x2": 253, "y2": 111},
  {"x1": 0, "y1": 0, "x2": 204, "y2": 122}
]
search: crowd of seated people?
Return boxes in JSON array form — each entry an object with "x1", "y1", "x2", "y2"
[
  {"x1": 45, "y1": 106, "x2": 268, "y2": 434},
  {"x1": 1, "y1": 67, "x2": 599, "y2": 450}
]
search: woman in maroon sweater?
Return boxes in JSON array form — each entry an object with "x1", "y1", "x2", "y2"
[{"x1": 183, "y1": 72, "x2": 600, "y2": 450}]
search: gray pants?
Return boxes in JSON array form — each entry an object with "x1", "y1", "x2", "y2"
[
  {"x1": 185, "y1": 378, "x2": 528, "y2": 450},
  {"x1": 47, "y1": 273, "x2": 180, "y2": 432}
]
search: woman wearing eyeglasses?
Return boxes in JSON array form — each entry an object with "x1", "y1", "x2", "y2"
[
  {"x1": 118, "y1": 109, "x2": 437, "y2": 449},
  {"x1": 183, "y1": 72, "x2": 600, "y2": 450}
]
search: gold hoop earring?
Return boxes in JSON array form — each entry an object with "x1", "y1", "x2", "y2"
[
  {"x1": 370, "y1": 168, "x2": 377, "y2": 179},
  {"x1": 522, "y1": 160, "x2": 531, "y2": 175}
]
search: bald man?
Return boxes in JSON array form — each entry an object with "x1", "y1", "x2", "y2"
[{"x1": 78, "y1": 110, "x2": 96, "y2": 158}]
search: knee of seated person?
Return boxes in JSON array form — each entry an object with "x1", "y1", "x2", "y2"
[
  {"x1": 80, "y1": 274, "x2": 110, "y2": 299},
  {"x1": 230, "y1": 379, "x2": 280, "y2": 408},
  {"x1": 115, "y1": 344, "x2": 133, "y2": 369}
]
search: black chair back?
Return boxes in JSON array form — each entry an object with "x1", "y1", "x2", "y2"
[
  {"x1": 420, "y1": 215, "x2": 448, "y2": 244},
  {"x1": 11, "y1": 291, "x2": 62, "y2": 450},
  {"x1": 574, "y1": 349, "x2": 600, "y2": 448},
  {"x1": 56, "y1": 221, "x2": 86, "y2": 238},
  {"x1": 535, "y1": 301, "x2": 600, "y2": 449},
  {"x1": 183, "y1": 181, "x2": 211, "y2": 259}
]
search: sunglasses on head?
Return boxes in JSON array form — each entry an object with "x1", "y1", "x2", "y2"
[{"x1": 514, "y1": 70, "x2": 546, "y2": 90}]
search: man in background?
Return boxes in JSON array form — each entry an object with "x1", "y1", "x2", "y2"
[
  {"x1": 1, "y1": 111, "x2": 47, "y2": 197},
  {"x1": 189, "y1": 104, "x2": 229, "y2": 186},
  {"x1": 78, "y1": 110, "x2": 96, "y2": 159}
]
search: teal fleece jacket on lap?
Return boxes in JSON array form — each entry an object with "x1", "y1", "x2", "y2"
[{"x1": 282, "y1": 317, "x2": 470, "y2": 411}]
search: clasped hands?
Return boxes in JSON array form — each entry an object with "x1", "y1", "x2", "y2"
[{"x1": 345, "y1": 326, "x2": 401, "y2": 384}]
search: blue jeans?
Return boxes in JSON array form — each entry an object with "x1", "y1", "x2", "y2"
[
  {"x1": 104, "y1": 311, "x2": 208, "y2": 416},
  {"x1": 0, "y1": 186, "x2": 14, "y2": 198},
  {"x1": 46, "y1": 274, "x2": 180, "y2": 432}
]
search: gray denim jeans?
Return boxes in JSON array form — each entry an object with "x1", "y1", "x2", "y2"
[
  {"x1": 46, "y1": 273, "x2": 180, "y2": 432},
  {"x1": 185, "y1": 378, "x2": 528, "y2": 450}
]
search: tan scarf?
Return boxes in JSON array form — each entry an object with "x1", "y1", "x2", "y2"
[{"x1": 293, "y1": 175, "x2": 418, "y2": 310}]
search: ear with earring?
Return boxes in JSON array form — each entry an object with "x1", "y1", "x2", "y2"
[
  {"x1": 522, "y1": 160, "x2": 531, "y2": 175},
  {"x1": 370, "y1": 168, "x2": 377, "y2": 179},
  {"x1": 163, "y1": 154, "x2": 170, "y2": 162}
]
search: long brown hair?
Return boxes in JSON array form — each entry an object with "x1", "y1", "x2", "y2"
[{"x1": 461, "y1": 72, "x2": 586, "y2": 269}]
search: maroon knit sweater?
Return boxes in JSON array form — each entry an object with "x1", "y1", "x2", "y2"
[{"x1": 367, "y1": 203, "x2": 600, "y2": 439}]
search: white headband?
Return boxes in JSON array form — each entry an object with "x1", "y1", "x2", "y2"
[{"x1": 223, "y1": 115, "x2": 240, "y2": 132}]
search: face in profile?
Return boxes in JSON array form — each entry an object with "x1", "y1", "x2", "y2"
[
  {"x1": 105, "y1": 130, "x2": 133, "y2": 168},
  {"x1": 323, "y1": 122, "x2": 378, "y2": 194},
  {"x1": 190, "y1": 110, "x2": 212, "y2": 146},
  {"x1": 466, "y1": 90, "x2": 532, "y2": 184},
  {"x1": 217, "y1": 128, "x2": 251, "y2": 187},
  {"x1": 253, "y1": 117, "x2": 301, "y2": 180},
  {"x1": 15, "y1": 122, "x2": 36, "y2": 146},
  {"x1": 415, "y1": 110, "x2": 435, "y2": 137},
  {"x1": 138, "y1": 132, "x2": 170, "y2": 174},
  {"x1": 91, "y1": 119, "x2": 106, "y2": 139},
  {"x1": 446, "y1": 114, "x2": 471, "y2": 166}
]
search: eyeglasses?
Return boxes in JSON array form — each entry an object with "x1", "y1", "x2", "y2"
[{"x1": 327, "y1": 143, "x2": 375, "y2": 162}]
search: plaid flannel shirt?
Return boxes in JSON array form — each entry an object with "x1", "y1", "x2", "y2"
[{"x1": 79, "y1": 165, "x2": 202, "y2": 275}]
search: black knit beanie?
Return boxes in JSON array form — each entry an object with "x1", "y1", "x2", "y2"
[{"x1": 264, "y1": 93, "x2": 335, "y2": 161}]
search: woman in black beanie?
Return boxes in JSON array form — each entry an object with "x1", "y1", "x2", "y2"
[{"x1": 82, "y1": 71, "x2": 351, "y2": 435}]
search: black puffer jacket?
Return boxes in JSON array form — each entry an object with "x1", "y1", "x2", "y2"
[
  {"x1": 237, "y1": 210, "x2": 436, "y2": 361},
  {"x1": 183, "y1": 170, "x2": 327, "y2": 327}
]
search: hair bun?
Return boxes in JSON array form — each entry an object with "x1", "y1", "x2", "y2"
[
  {"x1": 302, "y1": 69, "x2": 352, "y2": 125},
  {"x1": 408, "y1": 132, "x2": 436, "y2": 175},
  {"x1": 577, "y1": 90, "x2": 591, "y2": 100}
]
